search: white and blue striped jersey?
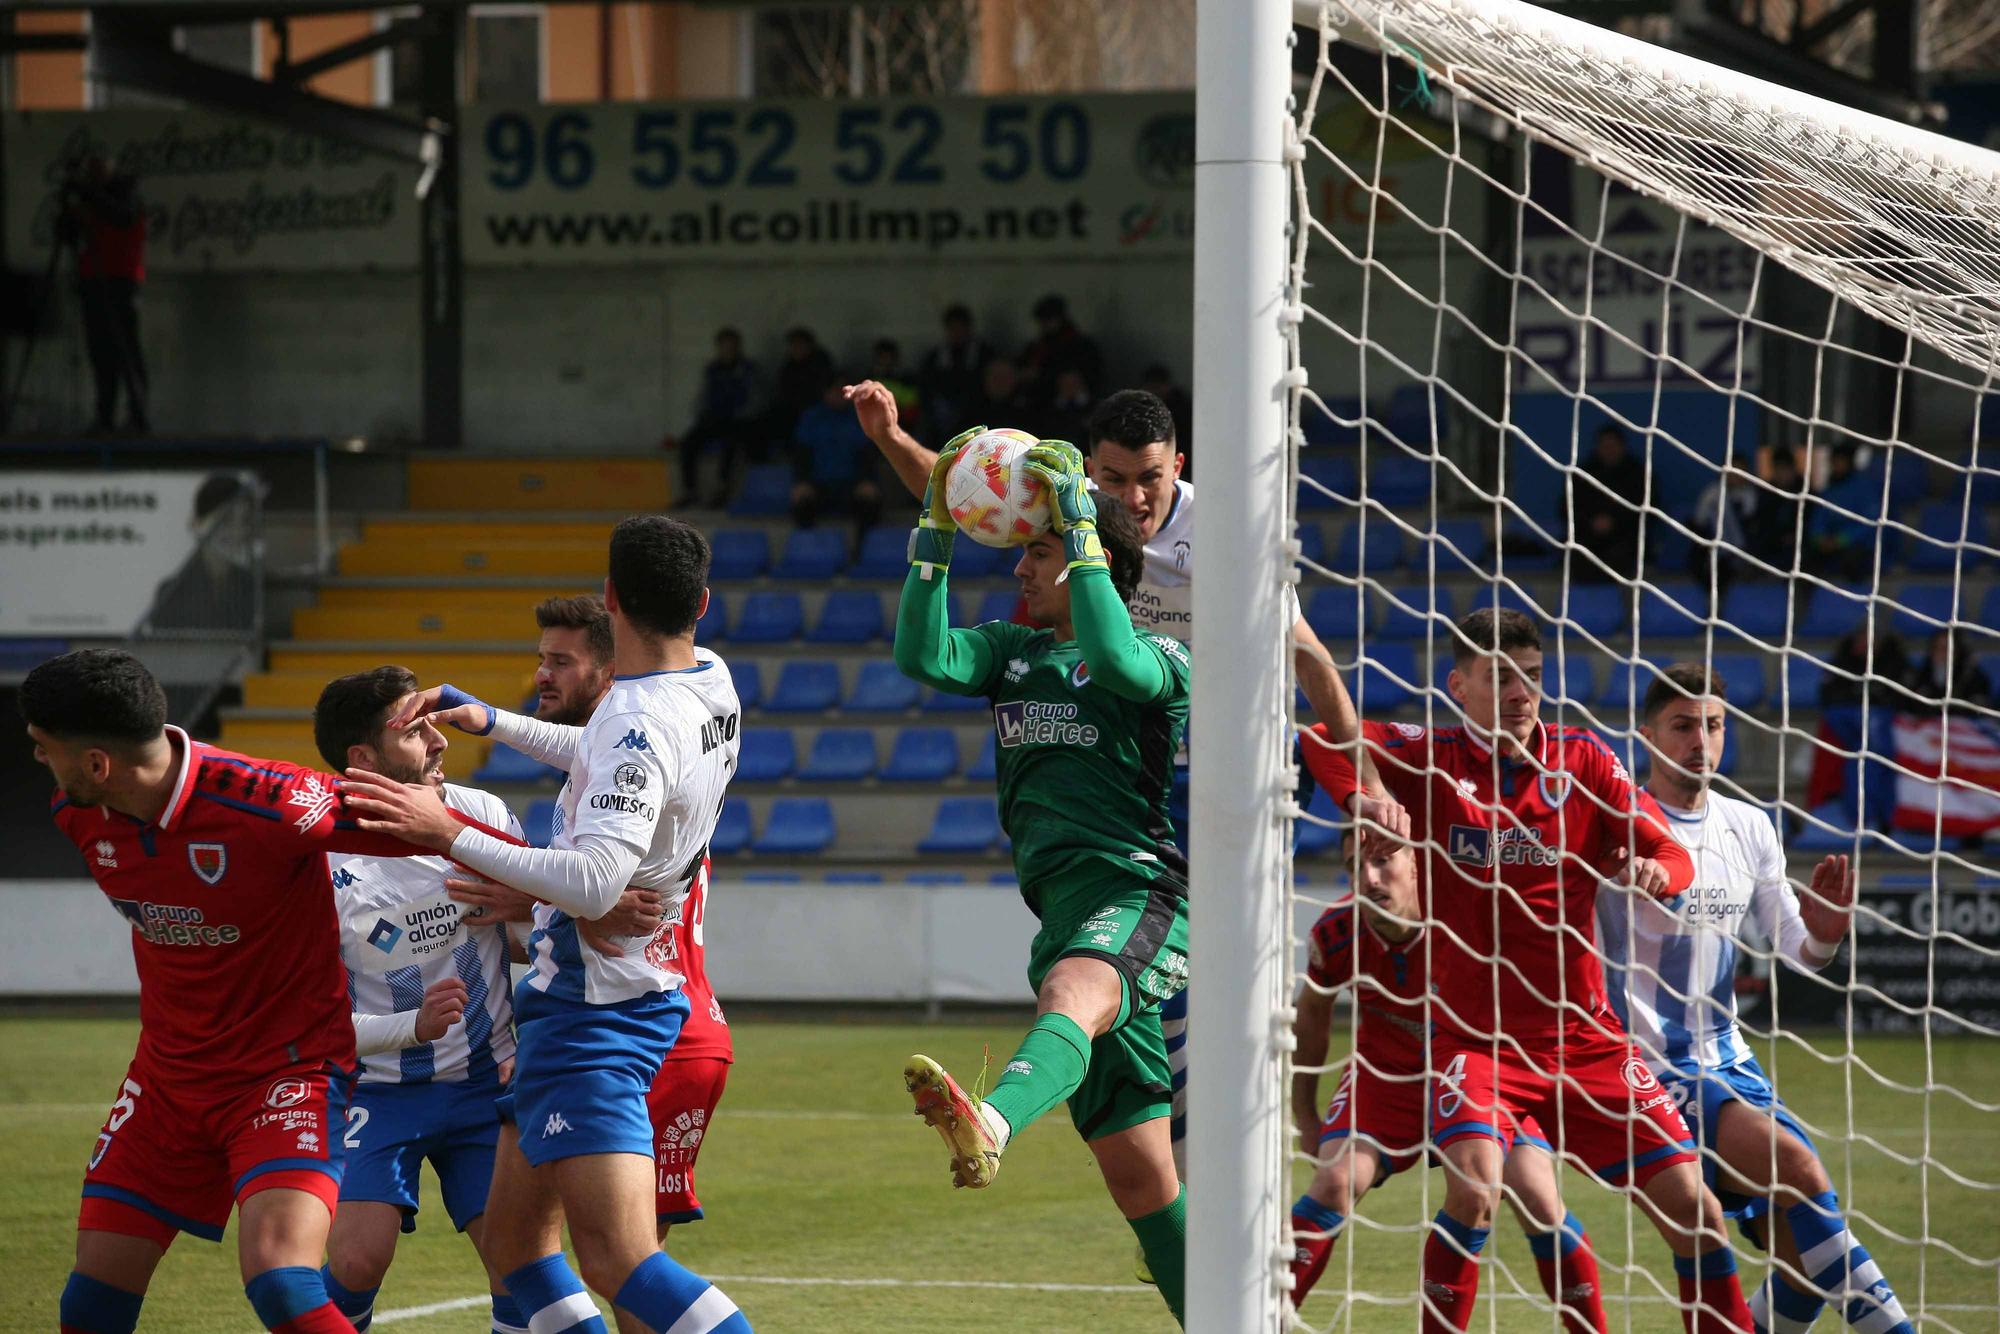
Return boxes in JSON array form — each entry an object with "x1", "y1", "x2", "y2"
[
  {"x1": 1596, "y1": 789, "x2": 1829, "y2": 1076},
  {"x1": 527, "y1": 650, "x2": 741, "y2": 1007},
  {"x1": 334, "y1": 784, "x2": 522, "y2": 1086}
]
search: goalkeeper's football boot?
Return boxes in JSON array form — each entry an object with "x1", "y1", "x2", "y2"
[{"x1": 904, "y1": 1054, "x2": 1002, "y2": 1189}]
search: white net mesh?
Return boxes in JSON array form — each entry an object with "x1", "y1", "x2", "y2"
[{"x1": 1280, "y1": 1, "x2": 2000, "y2": 1330}]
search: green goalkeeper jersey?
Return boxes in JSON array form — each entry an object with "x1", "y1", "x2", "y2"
[{"x1": 893, "y1": 556, "x2": 1191, "y2": 911}]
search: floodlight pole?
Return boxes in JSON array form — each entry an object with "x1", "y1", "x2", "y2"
[{"x1": 1189, "y1": 0, "x2": 1292, "y2": 1330}]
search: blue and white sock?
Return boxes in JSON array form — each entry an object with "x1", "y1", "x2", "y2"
[
  {"x1": 502, "y1": 1254, "x2": 607, "y2": 1334},
  {"x1": 320, "y1": 1266, "x2": 378, "y2": 1332},
  {"x1": 1750, "y1": 1271, "x2": 1825, "y2": 1334},
  {"x1": 490, "y1": 1290, "x2": 529, "y2": 1334},
  {"x1": 1784, "y1": 1192, "x2": 1915, "y2": 1334},
  {"x1": 614, "y1": 1253, "x2": 751, "y2": 1334}
]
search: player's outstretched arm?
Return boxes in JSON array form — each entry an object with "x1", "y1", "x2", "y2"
[
  {"x1": 391, "y1": 685, "x2": 582, "y2": 768},
  {"x1": 894, "y1": 435, "x2": 1007, "y2": 695},
  {"x1": 1293, "y1": 619, "x2": 1408, "y2": 838},
  {"x1": 846, "y1": 379, "x2": 944, "y2": 500}
]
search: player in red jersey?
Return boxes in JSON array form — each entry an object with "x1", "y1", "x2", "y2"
[
  {"x1": 1307, "y1": 609, "x2": 1753, "y2": 1333},
  {"x1": 22, "y1": 649, "x2": 491, "y2": 1334},
  {"x1": 1289, "y1": 827, "x2": 1610, "y2": 1333}
]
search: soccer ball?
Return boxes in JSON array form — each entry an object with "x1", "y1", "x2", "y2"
[{"x1": 944, "y1": 429, "x2": 1053, "y2": 548}]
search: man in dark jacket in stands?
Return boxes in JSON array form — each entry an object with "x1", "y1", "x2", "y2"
[{"x1": 60, "y1": 157, "x2": 149, "y2": 434}]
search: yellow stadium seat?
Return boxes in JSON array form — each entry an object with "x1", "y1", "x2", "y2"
[
  {"x1": 407, "y1": 458, "x2": 671, "y2": 512},
  {"x1": 314, "y1": 586, "x2": 594, "y2": 615},
  {"x1": 337, "y1": 539, "x2": 610, "y2": 578},
  {"x1": 291, "y1": 606, "x2": 546, "y2": 643}
]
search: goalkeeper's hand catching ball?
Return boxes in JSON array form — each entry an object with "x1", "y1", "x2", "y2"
[
  {"x1": 911, "y1": 424, "x2": 986, "y2": 571},
  {"x1": 1021, "y1": 440, "x2": 1106, "y2": 578}
]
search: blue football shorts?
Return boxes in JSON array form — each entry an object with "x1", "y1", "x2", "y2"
[
  {"x1": 499, "y1": 987, "x2": 689, "y2": 1167},
  {"x1": 340, "y1": 1079, "x2": 506, "y2": 1232}
]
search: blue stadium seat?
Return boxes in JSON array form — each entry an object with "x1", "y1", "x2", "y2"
[
  {"x1": 968, "y1": 729, "x2": 998, "y2": 781},
  {"x1": 709, "y1": 529, "x2": 770, "y2": 580},
  {"x1": 1377, "y1": 585, "x2": 1453, "y2": 640},
  {"x1": 1904, "y1": 503, "x2": 1990, "y2": 572},
  {"x1": 847, "y1": 660, "x2": 920, "y2": 712},
  {"x1": 949, "y1": 541, "x2": 1008, "y2": 578},
  {"x1": 1495, "y1": 518, "x2": 1559, "y2": 570},
  {"x1": 1299, "y1": 455, "x2": 1358, "y2": 511},
  {"x1": 1353, "y1": 643, "x2": 1419, "y2": 712},
  {"x1": 733, "y1": 660, "x2": 764, "y2": 710},
  {"x1": 695, "y1": 591, "x2": 727, "y2": 643},
  {"x1": 741, "y1": 871, "x2": 803, "y2": 883},
  {"x1": 1296, "y1": 521, "x2": 1328, "y2": 569},
  {"x1": 924, "y1": 687, "x2": 988, "y2": 713},
  {"x1": 1528, "y1": 652, "x2": 1594, "y2": 709},
  {"x1": 1336, "y1": 520, "x2": 1404, "y2": 573},
  {"x1": 798, "y1": 729, "x2": 876, "y2": 781},
  {"x1": 882, "y1": 727, "x2": 960, "y2": 782},
  {"x1": 918, "y1": 797, "x2": 1001, "y2": 853},
  {"x1": 808, "y1": 590, "x2": 885, "y2": 644},
  {"x1": 1305, "y1": 587, "x2": 1367, "y2": 646},
  {"x1": 1362, "y1": 452, "x2": 1434, "y2": 508},
  {"x1": 733, "y1": 592, "x2": 804, "y2": 644},
  {"x1": 1424, "y1": 517, "x2": 1489, "y2": 576},
  {"x1": 908, "y1": 871, "x2": 969, "y2": 885},
  {"x1": 474, "y1": 743, "x2": 559, "y2": 785},
  {"x1": 767, "y1": 660, "x2": 842, "y2": 712},
  {"x1": 1984, "y1": 587, "x2": 2000, "y2": 637},
  {"x1": 753, "y1": 797, "x2": 836, "y2": 854},
  {"x1": 1295, "y1": 784, "x2": 1345, "y2": 855},
  {"x1": 736, "y1": 729, "x2": 796, "y2": 783},
  {"x1": 1781, "y1": 654, "x2": 1825, "y2": 707},
  {"x1": 728, "y1": 464, "x2": 793, "y2": 517},
  {"x1": 989, "y1": 870, "x2": 1019, "y2": 887},
  {"x1": 522, "y1": 799, "x2": 557, "y2": 847},
  {"x1": 826, "y1": 871, "x2": 886, "y2": 884},
  {"x1": 711, "y1": 799, "x2": 752, "y2": 855},
  {"x1": 973, "y1": 590, "x2": 1020, "y2": 625},
  {"x1": 852, "y1": 526, "x2": 911, "y2": 579},
  {"x1": 1595, "y1": 659, "x2": 1667, "y2": 716},
  {"x1": 1710, "y1": 652, "x2": 1767, "y2": 711},
  {"x1": 775, "y1": 528, "x2": 849, "y2": 579},
  {"x1": 1792, "y1": 801, "x2": 1855, "y2": 853},
  {"x1": 1382, "y1": 382, "x2": 1448, "y2": 449},
  {"x1": 1721, "y1": 584, "x2": 1794, "y2": 642},
  {"x1": 1892, "y1": 584, "x2": 1957, "y2": 635},
  {"x1": 1799, "y1": 585, "x2": 1871, "y2": 640},
  {"x1": 1302, "y1": 396, "x2": 1362, "y2": 446},
  {"x1": 1560, "y1": 585, "x2": 1626, "y2": 639},
  {"x1": 1639, "y1": 583, "x2": 1710, "y2": 641}
]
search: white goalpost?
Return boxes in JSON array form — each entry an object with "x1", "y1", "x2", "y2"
[{"x1": 1192, "y1": 0, "x2": 2000, "y2": 1330}]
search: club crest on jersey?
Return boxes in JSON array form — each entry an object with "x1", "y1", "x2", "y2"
[
  {"x1": 1538, "y1": 772, "x2": 1573, "y2": 808},
  {"x1": 613, "y1": 730, "x2": 651, "y2": 751},
  {"x1": 614, "y1": 762, "x2": 648, "y2": 794},
  {"x1": 1173, "y1": 538, "x2": 1190, "y2": 570},
  {"x1": 1069, "y1": 661, "x2": 1091, "y2": 689},
  {"x1": 264, "y1": 1078, "x2": 313, "y2": 1110},
  {"x1": 187, "y1": 843, "x2": 227, "y2": 885}
]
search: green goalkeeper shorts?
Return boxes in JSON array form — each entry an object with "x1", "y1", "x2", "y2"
[{"x1": 1024, "y1": 862, "x2": 1189, "y2": 1142}]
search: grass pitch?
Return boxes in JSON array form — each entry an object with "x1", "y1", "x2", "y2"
[{"x1": 1, "y1": 1014, "x2": 1994, "y2": 1332}]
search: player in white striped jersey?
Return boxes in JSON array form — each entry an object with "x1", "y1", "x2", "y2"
[
  {"x1": 1597, "y1": 662, "x2": 1913, "y2": 1334},
  {"x1": 344, "y1": 517, "x2": 750, "y2": 1334}
]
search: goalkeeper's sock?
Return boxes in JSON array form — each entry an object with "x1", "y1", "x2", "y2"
[
  {"x1": 981, "y1": 1012, "x2": 1092, "y2": 1141},
  {"x1": 1127, "y1": 1185, "x2": 1186, "y2": 1329},
  {"x1": 1782, "y1": 1192, "x2": 1914, "y2": 1333},
  {"x1": 320, "y1": 1267, "x2": 377, "y2": 1331},
  {"x1": 59, "y1": 1271, "x2": 143, "y2": 1334},
  {"x1": 1288, "y1": 1195, "x2": 1345, "y2": 1305},
  {"x1": 502, "y1": 1255, "x2": 607, "y2": 1334},
  {"x1": 1526, "y1": 1210, "x2": 1608, "y2": 1334},
  {"x1": 244, "y1": 1266, "x2": 356, "y2": 1333},
  {"x1": 1673, "y1": 1249, "x2": 1754, "y2": 1333},
  {"x1": 613, "y1": 1252, "x2": 751, "y2": 1333},
  {"x1": 1749, "y1": 1272, "x2": 1824, "y2": 1334},
  {"x1": 489, "y1": 1291, "x2": 529, "y2": 1334},
  {"x1": 1420, "y1": 1212, "x2": 1489, "y2": 1333}
]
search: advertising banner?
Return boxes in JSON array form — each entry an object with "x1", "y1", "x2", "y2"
[{"x1": 0, "y1": 471, "x2": 221, "y2": 635}]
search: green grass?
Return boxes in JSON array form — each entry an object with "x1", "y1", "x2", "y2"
[{"x1": 1, "y1": 1016, "x2": 1995, "y2": 1332}]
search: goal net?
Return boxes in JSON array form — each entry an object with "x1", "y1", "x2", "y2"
[{"x1": 1231, "y1": 0, "x2": 2000, "y2": 1330}]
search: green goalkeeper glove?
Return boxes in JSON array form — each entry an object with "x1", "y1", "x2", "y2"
[
  {"x1": 1021, "y1": 440, "x2": 1106, "y2": 579},
  {"x1": 910, "y1": 425, "x2": 986, "y2": 573}
]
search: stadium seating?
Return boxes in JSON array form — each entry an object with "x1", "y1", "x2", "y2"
[
  {"x1": 1639, "y1": 583, "x2": 1710, "y2": 640},
  {"x1": 728, "y1": 464, "x2": 793, "y2": 517},
  {"x1": 1559, "y1": 584, "x2": 1625, "y2": 639},
  {"x1": 799, "y1": 729, "x2": 877, "y2": 781},
  {"x1": 1353, "y1": 643, "x2": 1419, "y2": 713},
  {"x1": 1376, "y1": 584, "x2": 1452, "y2": 640},
  {"x1": 1295, "y1": 785, "x2": 1344, "y2": 855},
  {"x1": 1336, "y1": 520, "x2": 1403, "y2": 573},
  {"x1": 753, "y1": 797, "x2": 836, "y2": 854},
  {"x1": 882, "y1": 728, "x2": 960, "y2": 782},
  {"x1": 1305, "y1": 587, "x2": 1366, "y2": 645},
  {"x1": 1424, "y1": 517, "x2": 1489, "y2": 576},
  {"x1": 768, "y1": 661, "x2": 842, "y2": 712},
  {"x1": 1782, "y1": 654, "x2": 1826, "y2": 707},
  {"x1": 1363, "y1": 452, "x2": 1435, "y2": 508},
  {"x1": 695, "y1": 592, "x2": 728, "y2": 642},
  {"x1": 1799, "y1": 585, "x2": 1871, "y2": 640},
  {"x1": 852, "y1": 526, "x2": 911, "y2": 578},
  {"x1": 967, "y1": 730, "x2": 998, "y2": 781},
  {"x1": 1296, "y1": 521, "x2": 1328, "y2": 568},
  {"x1": 1710, "y1": 652, "x2": 1767, "y2": 710},
  {"x1": 711, "y1": 799, "x2": 752, "y2": 855},
  {"x1": 917, "y1": 797, "x2": 1002, "y2": 853},
  {"x1": 709, "y1": 529, "x2": 771, "y2": 580},
  {"x1": 808, "y1": 591, "x2": 885, "y2": 644},
  {"x1": 1903, "y1": 503, "x2": 1990, "y2": 572},
  {"x1": 1720, "y1": 584, "x2": 1793, "y2": 642},
  {"x1": 923, "y1": 687, "x2": 987, "y2": 713},
  {"x1": 523, "y1": 799, "x2": 557, "y2": 847},
  {"x1": 948, "y1": 541, "x2": 1008, "y2": 577},
  {"x1": 733, "y1": 661, "x2": 764, "y2": 710},
  {"x1": 1892, "y1": 584, "x2": 1957, "y2": 635},
  {"x1": 847, "y1": 660, "x2": 921, "y2": 712},
  {"x1": 1299, "y1": 454, "x2": 1358, "y2": 510},
  {"x1": 1302, "y1": 395, "x2": 1363, "y2": 446},
  {"x1": 473, "y1": 743, "x2": 560, "y2": 786},
  {"x1": 973, "y1": 589, "x2": 1020, "y2": 625},
  {"x1": 1381, "y1": 382, "x2": 1448, "y2": 450},
  {"x1": 733, "y1": 592, "x2": 805, "y2": 644},
  {"x1": 737, "y1": 729, "x2": 797, "y2": 783},
  {"x1": 775, "y1": 528, "x2": 849, "y2": 579}
]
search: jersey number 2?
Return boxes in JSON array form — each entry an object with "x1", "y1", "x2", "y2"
[{"x1": 343, "y1": 1105, "x2": 370, "y2": 1149}]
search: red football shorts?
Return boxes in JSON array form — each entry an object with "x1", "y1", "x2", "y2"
[
  {"x1": 1317, "y1": 1056, "x2": 1430, "y2": 1176},
  {"x1": 646, "y1": 1056, "x2": 730, "y2": 1225},
  {"x1": 78, "y1": 1056, "x2": 349, "y2": 1247},
  {"x1": 1429, "y1": 1026, "x2": 1695, "y2": 1188}
]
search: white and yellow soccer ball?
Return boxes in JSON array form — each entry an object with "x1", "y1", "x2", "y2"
[{"x1": 944, "y1": 428, "x2": 1054, "y2": 548}]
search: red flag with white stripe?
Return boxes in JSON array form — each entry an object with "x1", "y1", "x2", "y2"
[{"x1": 1892, "y1": 714, "x2": 2000, "y2": 838}]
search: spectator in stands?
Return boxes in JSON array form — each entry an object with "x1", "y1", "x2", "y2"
[
  {"x1": 1017, "y1": 293, "x2": 1102, "y2": 411},
  {"x1": 918, "y1": 304, "x2": 995, "y2": 441},
  {"x1": 1141, "y1": 363, "x2": 1193, "y2": 472},
  {"x1": 670, "y1": 327, "x2": 765, "y2": 508},
  {"x1": 1914, "y1": 628, "x2": 1996, "y2": 713},
  {"x1": 59, "y1": 156, "x2": 148, "y2": 434},
  {"x1": 1572, "y1": 424, "x2": 1644, "y2": 581},
  {"x1": 1687, "y1": 468, "x2": 1757, "y2": 594},
  {"x1": 969, "y1": 355, "x2": 1035, "y2": 431},
  {"x1": 791, "y1": 379, "x2": 884, "y2": 541},
  {"x1": 1750, "y1": 447, "x2": 1806, "y2": 570},
  {"x1": 769, "y1": 326, "x2": 835, "y2": 448},
  {"x1": 871, "y1": 339, "x2": 919, "y2": 420},
  {"x1": 1807, "y1": 446, "x2": 1879, "y2": 581},
  {"x1": 146, "y1": 473, "x2": 259, "y2": 632},
  {"x1": 1036, "y1": 368, "x2": 1095, "y2": 445},
  {"x1": 1821, "y1": 626, "x2": 1916, "y2": 709}
]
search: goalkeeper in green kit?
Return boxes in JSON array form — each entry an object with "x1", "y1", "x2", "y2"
[{"x1": 894, "y1": 435, "x2": 1191, "y2": 1326}]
